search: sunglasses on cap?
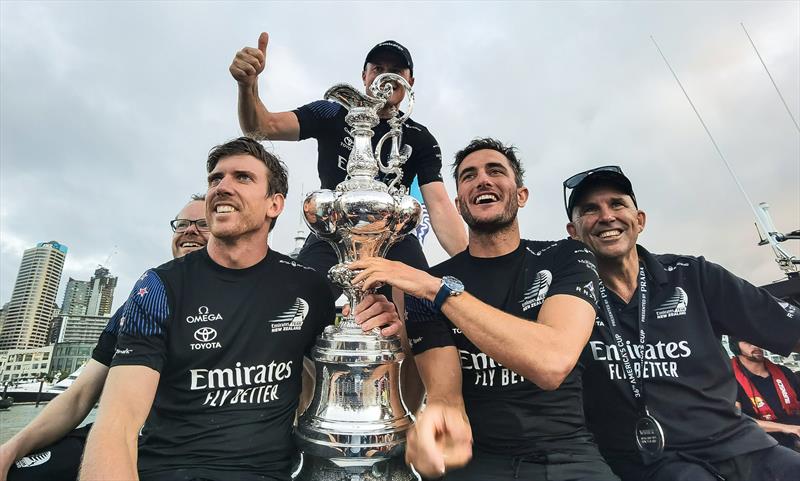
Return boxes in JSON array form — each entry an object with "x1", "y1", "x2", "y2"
[{"x1": 562, "y1": 165, "x2": 626, "y2": 218}]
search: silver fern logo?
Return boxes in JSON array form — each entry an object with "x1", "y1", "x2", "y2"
[
  {"x1": 655, "y1": 287, "x2": 689, "y2": 319},
  {"x1": 521, "y1": 270, "x2": 553, "y2": 311},
  {"x1": 270, "y1": 298, "x2": 309, "y2": 333},
  {"x1": 15, "y1": 451, "x2": 51, "y2": 468}
]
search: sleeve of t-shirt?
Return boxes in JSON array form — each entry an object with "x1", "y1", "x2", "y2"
[
  {"x1": 700, "y1": 257, "x2": 800, "y2": 356},
  {"x1": 91, "y1": 304, "x2": 125, "y2": 366},
  {"x1": 404, "y1": 293, "x2": 455, "y2": 355},
  {"x1": 110, "y1": 270, "x2": 171, "y2": 372},
  {"x1": 293, "y1": 100, "x2": 343, "y2": 141},
  {"x1": 546, "y1": 239, "x2": 601, "y2": 310},
  {"x1": 304, "y1": 273, "x2": 336, "y2": 357},
  {"x1": 410, "y1": 127, "x2": 444, "y2": 186}
]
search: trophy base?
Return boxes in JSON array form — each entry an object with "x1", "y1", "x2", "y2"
[{"x1": 293, "y1": 452, "x2": 420, "y2": 481}]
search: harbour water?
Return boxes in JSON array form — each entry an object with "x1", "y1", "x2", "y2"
[{"x1": 0, "y1": 403, "x2": 98, "y2": 443}]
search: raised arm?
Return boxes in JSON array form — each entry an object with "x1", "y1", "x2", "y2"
[
  {"x1": 420, "y1": 182, "x2": 467, "y2": 256},
  {"x1": 0, "y1": 360, "x2": 108, "y2": 478},
  {"x1": 405, "y1": 346, "x2": 472, "y2": 478},
  {"x1": 79, "y1": 365, "x2": 159, "y2": 481},
  {"x1": 230, "y1": 32, "x2": 300, "y2": 141},
  {"x1": 349, "y1": 258, "x2": 596, "y2": 390}
]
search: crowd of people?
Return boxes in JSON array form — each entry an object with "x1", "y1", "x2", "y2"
[{"x1": 1, "y1": 33, "x2": 799, "y2": 481}]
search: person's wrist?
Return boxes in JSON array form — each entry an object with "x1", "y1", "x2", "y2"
[{"x1": 425, "y1": 277, "x2": 442, "y2": 302}]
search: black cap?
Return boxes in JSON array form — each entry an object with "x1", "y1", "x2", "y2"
[
  {"x1": 364, "y1": 40, "x2": 413, "y2": 75},
  {"x1": 564, "y1": 166, "x2": 637, "y2": 219}
]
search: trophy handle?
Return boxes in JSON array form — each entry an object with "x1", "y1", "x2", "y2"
[{"x1": 371, "y1": 73, "x2": 415, "y2": 196}]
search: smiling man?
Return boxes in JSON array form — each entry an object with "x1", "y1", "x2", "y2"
[
  {"x1": 564, "y1": 166, "x2": 800, "y2": 481},
  {"x1": 1, "y1": 195, "x2": 209, "y2": 481},
  {"x1": 79, "y1": 138, "x2": 402, "y2": 481},
  {"x1": 348, "y1": 138, "x2": 617, "y2": 480}
]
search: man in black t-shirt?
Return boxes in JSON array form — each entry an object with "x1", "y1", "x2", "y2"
[
  {"x1": 229, "y1": 33, "x2": 467, "y2": 288},
  {"x1": 80, "y1": 138, "x2": 403, "y2": 481},
  {"x1": 730, "y1": 337, "x2": 800, "y2": 451},
  {"x1": 564, "y1": 165, "x2": 800, "y2": 481},
  {"x1": 348, "y1": 138, "x2": 618, "y2": 481},
  {"x1": 1, "y1": 195, "x2": 209, "y2": 481}
]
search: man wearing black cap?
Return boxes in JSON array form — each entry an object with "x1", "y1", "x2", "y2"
[
  {"x1": 229, "y1": 33, "x2": 467, "y2": 282},
  {"x1": 729, "y1": 337, "x2": 800, "y2": 451},
  {"x1": 564, "y1": 165, "x2": 800, "y2": 481}
]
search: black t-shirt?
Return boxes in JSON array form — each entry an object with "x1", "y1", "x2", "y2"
[
  {"x1": 111, "y1": 248, "x2": 335, "y2": 481},
  {"x1": 293, "y1": 100, "x2": 443, "y2": 190},
  {"x1": 735, "y1": 362, "x2": 800, "y2": 425},
  {"x1": 406, "y1": 239, "x2": 601, "y2": 456},
  {"x1": 582, "y1": 245, "x2": 800, "y2": 467},
  {"x1": 91, "y1": 305, "x2": 124, "y2": 366}
]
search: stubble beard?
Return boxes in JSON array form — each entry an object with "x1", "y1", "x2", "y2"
[{"x1": 459, "y1": 197, "x2": 518, "y2": 235}]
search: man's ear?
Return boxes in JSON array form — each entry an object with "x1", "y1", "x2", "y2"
[
  {"x1": 362, "y1": 69, "x2": 368, "y2": 87},
  {"x1": 517, "y1": 186, "x2": 529, "y2": 207},
  {"x1": 566, "y1": 222, "x2": 579, "y2": 240},
  {"x1": 637, "y1": 210, "x2": 647, "y2": 233},
  {"x1": 266, "y1": 193, "x2": 285, "y2": 220}
]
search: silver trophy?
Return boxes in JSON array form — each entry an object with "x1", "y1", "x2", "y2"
[{"x1": 295, "y1": 74, "x2": 422, "y2": 481}]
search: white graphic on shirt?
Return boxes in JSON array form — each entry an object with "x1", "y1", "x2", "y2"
[
  {"x1": 526, "y1": 243, "x2": 557, "y2": 257},
  {"x1": 190, "y1": 326, "x2": 222, "y2": 350},
  {"x1": 577, "y1": 281, "x2": 597, "y2": 302},
  {"x1": 190, "y1": 360, "x2": 293, "y2": 407},
  {"x1": 778, "y1": 301, "x2": 798, "y2": 318},
  {"x1": 664, "y1": 261, "x2": 690, "y2": 272},
  {"x1": 15, "y1": 451, "x2": 51, "y2": 468},
  {"x1": 589, "y1": 339, "x2": 693, "y2": 381},
  {"x1": 278, "y1": 259, "x2": 315, "y2": 271},
  {"x1": 270, "y1": 298, "x2": 309, "y2": 333},
  {"x1": 186, "y1": 305, "x2": 224, "y2": 324},
  {"x1": 520, "y1": 270, "x2": 552, "y2": 311},
  {"x1": 655, "y1": 287, "x2": 689, "y2": 319},
  {"x1": 459, "y1": 349, "x2": 526, "y2": 387}
]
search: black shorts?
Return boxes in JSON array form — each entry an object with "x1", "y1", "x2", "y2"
[
  {"x1": 296, "y1": 233, "x2": 428, "y2": 300},
  {"x1": 7, "y1": 424, "x2": 91, "y2": 481},
  {"x1": 442, "y1": 446, "x2": 619, "y2": 481}
]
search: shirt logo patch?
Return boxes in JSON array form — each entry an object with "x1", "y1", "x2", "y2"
[
  {"x1": 186, "y1": 306, "x2": 224, "y2": 324},
  {"x1": 15, "y1": 451, "x2": 51, "y2": 468},
  {"x1": 778, "y1": 301, "x2": 798, "y2": 318},
  {"x1": 521, "y1": 270, "x2": 552, "y2": 311},
  {"x1": 577, "y1": 281, "x2": 597, "y2": 302},
  {"x1": 655, "y1": 287, "x2": 689, "y2": 319},
  {"x1": 191, "y1": 327, "x2": 222, "y2": 350},
  {"x1": 270, "y1": 298, "x2": 309, "y2": 333}
]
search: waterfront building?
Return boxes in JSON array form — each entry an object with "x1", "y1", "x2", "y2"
[
  {"x1": 0, "y1": 345, "x2": 54, "y2": 383},
  {"x1": 0, "y1": 241, "x2": 68, "y2": 350},
  {"x1": 56, "y1": 314, "x2": 109, "y2": 344},
  {"x1": 49, "y1": 341, "x2": 95, "y2": 378}
]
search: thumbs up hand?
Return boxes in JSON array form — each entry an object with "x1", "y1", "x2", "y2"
[{"x1": 230, "y1": 32, "x2": 269, "y2": 88}]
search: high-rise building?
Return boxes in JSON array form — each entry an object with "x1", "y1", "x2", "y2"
[
  {"x1": 62, "y1": 278, "x2": 91, "y2": 316},
  {"x1": 0, "y1": 241, "x2": 67, "y2": 350},
  {"x1": 56, "y1": 314, "x2": 110, "y2": 344},
  {"x1": 86, "y1": 266, "x2": 117, "y2": 316}
]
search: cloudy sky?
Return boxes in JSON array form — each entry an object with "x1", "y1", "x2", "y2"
[{"x1": 1, "y1": 1, "x2": 798, "y2": 312}]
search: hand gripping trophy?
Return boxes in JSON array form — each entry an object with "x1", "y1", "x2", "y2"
[{"x1": 294, "y1": 74, "x2": 422, "y2": 481}]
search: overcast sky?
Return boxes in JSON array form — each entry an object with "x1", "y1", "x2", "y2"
[{"x1": 1, "y1": 1, "x2": 798, "y2": 313}]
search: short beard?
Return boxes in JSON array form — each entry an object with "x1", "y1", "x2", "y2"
[{"x1": 459, "y1": 198, "x2": 518, "y2": 234}]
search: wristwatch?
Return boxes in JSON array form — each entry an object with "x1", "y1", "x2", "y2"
[{"x1": 433, "y1": 276, "x2": 464, "y2": 311}]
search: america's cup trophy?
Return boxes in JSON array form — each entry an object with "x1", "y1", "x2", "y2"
[{"x1": 294, "y1": 73, "x2": 422, "y2": 481}]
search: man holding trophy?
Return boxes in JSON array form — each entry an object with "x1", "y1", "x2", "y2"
[{"x1": 349, "y1": 139, "x2": 619, "y2": 481}]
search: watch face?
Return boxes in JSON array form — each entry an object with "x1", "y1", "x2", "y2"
[{"x1": 442, "y1": 276, "x2": 464, "y2": 293}]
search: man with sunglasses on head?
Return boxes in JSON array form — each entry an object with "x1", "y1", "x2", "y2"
[
  {"x1": 1, "y1": 195, "x2": 209, "y2": 481},
  {"x1": 563, "y1": 165, "x2": 800, "y2": 481},
  {"x1": 345, "y1": 138, "x2": 619, "y2": 481}
]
